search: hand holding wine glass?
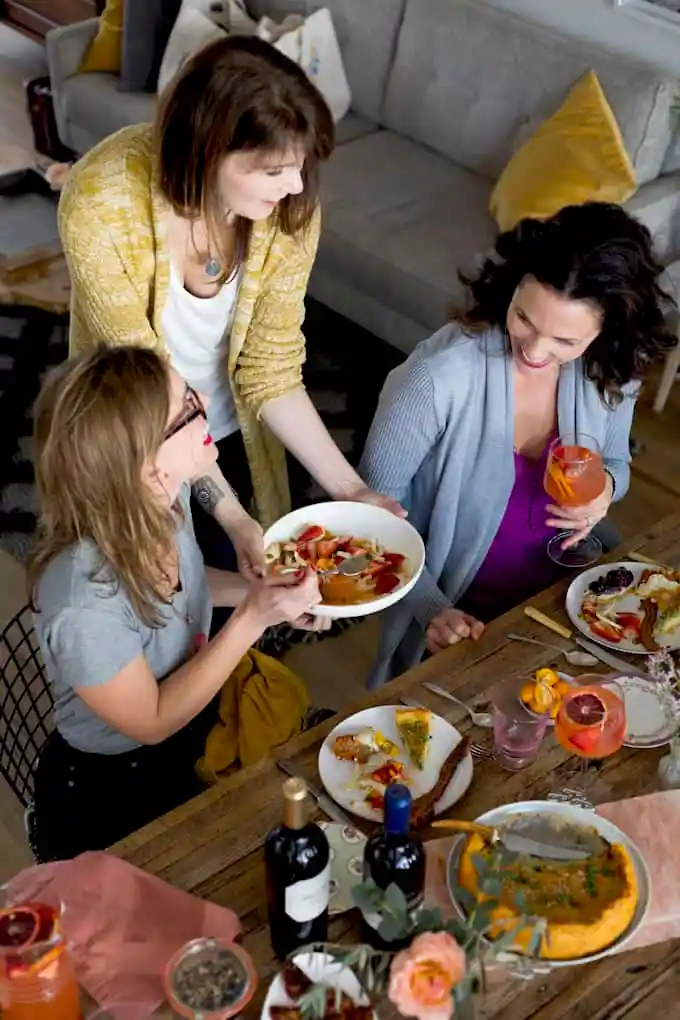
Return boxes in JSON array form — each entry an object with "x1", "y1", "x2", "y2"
[
  {"x1": 544, "y1": 432, "x2": 609, "y2": 567},
  {"x1": 545, "y1": 473, "x2": 614, "y2": 549}
]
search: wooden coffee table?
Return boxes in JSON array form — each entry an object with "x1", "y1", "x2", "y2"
[
  {"x1": 109, "y1": 513, "x2": 680, "y2": 1020},
  {"x1": 0, "y1": 166, "x2": 69, "y2": 315}
]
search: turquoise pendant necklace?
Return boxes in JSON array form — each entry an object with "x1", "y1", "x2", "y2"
[{"x1": 205, "y1": 257, "x2": 221, "y2": 277}]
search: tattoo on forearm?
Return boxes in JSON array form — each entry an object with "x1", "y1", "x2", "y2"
[{"x1": 192, "y1": 476, "x2": 225, "y2": 514}]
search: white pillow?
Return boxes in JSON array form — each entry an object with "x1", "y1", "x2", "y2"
[{"x1": 157, "y1": 0, "x2": 256, "y2": 96}]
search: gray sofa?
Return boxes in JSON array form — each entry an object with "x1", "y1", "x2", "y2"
[{"x1": 48, "y1": 0, "x2": 680, "y2": 354}]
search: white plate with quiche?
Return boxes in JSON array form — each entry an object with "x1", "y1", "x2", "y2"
[{"x1": 318, "y1": 705, "x2": 474, "y2": 824}]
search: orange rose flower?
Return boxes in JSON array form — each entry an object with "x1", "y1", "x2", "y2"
[{"x1": 388, "y1": 932, "x2": 467, "y2": 1020}]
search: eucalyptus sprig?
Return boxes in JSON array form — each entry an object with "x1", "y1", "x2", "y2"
[{"x1": 291, "y1": 845, "x2": 546, "y2": 1019}]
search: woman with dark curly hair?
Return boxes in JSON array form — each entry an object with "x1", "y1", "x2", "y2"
[{"x1": 360, "y1": 202, "x2": 676, "y2": 688}]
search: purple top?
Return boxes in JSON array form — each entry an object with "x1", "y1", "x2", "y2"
[{"x1": 460, "y1": 439, "x2": 565, "y2": 621}]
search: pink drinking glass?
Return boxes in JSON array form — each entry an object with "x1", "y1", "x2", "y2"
[{"x1": 490, "y1": 676, "x2": 550, "y2": 771}]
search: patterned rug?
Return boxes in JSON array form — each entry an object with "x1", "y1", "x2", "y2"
[{"x1": 0, "y1": 309, "x2": 68, "y2": 562}]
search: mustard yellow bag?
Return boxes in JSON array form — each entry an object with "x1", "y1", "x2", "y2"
[{"x1": 196, "y1": 649, "x2": 310, "y2": 784}]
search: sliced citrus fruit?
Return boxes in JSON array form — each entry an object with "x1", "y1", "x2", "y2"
[
  {"x1": 566, "y1": 691, "x2": 606, "y2": 727},
  {"x1": 531, "y1": 681, "x2": 557, "y2": 714},
  {"x1": 554, "y1": 680, "x2": 572, "y2": 698},
  {"x1": 0, "y1": 906, "x2": 40, "y2": 949},
  {"x1": 520, "y1": 681, "x2": 537, "y2": 706},
  {"x1": 535, "y1": 668, "x2": 560, "y2": 687}
]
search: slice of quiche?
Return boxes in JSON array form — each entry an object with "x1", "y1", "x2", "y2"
[{"x1": 395, "y1": 707, "x2": 432, "y2": 771}]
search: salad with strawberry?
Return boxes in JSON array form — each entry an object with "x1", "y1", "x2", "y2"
[{"x1": 264, "y1": 524, "x2": 410, "y2": 605}]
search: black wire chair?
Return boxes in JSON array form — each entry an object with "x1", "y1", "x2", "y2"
[{"x1": 0, "y1": 605, "x2": 53, "y2": 808}]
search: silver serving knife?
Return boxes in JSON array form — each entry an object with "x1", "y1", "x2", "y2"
[
  {"x1": 276, "y1": 758, "x2": 357, "y2": 827},
  {"x1": 499, "y1": 817, "x2": 606, "y2": 861},
  {"x1": 574, "y1": 636, "x2": 641, "y2": 675}
]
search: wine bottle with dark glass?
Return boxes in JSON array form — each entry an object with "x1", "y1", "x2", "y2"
[
  {"x1": 265, "y1": 777, "x2": 330, "y2": 959},
  {"x1": 361, "y1": 783, "x2": 425, "y2": 950}
]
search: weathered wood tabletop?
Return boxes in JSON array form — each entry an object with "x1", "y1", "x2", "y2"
[{"x1": 114, "y1": 513, "x2": 680, "y2": 1019}]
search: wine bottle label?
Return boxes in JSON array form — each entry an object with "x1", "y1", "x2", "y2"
[{"x1": 284, "y1": 864, "x2": 330, "y2": 923}]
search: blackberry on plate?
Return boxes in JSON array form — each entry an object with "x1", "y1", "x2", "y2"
[{"x1": 588, "y1": 567, "x2": 635, "y2": 596}]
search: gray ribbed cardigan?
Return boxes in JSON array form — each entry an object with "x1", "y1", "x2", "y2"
[{"x1": 360, "y1": 325, "x2": 637, "y2": 690}]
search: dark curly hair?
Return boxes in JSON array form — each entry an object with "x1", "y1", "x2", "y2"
[{"x1": 454, "y1": 202, "x2": 677, "y2": 403}]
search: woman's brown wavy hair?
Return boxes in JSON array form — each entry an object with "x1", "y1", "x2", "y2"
[
  {"x1": 453, "y1": 202, "x2": 677, "y2": 403},
  {"x1": 155, "y1": 33, "x2": 335, "y2": 281},
  {"x1": 28, "y1": 346, "x2": 177, "y2": 626}
]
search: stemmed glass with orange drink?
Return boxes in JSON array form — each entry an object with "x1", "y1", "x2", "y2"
[
  {"x1": 544, "y1": 432, "x2": 608, "y2": 567},
  {"x1": 554, "y1": 676, "x2": 627, "y2": 778}
]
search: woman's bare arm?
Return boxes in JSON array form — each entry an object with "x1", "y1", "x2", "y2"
[{"x1": 73, "y1": 573, "x2": 320, "y2": 745}]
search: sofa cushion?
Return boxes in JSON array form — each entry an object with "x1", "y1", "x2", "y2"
[
  {"x1": 245, "y1": 0, "x2": 405, "y2": 122},
  {"x1": 79, "y1": 0, "x2": 123, "y2": 74},
  {"x1": 62, "y1": 71, "x2": 373, "y2": 152},
  {"x1": 121, "y1": 0, "x2": 182, "y2": 91},
  {"x1": 491, "y1": 71, "x2": 637, "y2": 232},
  {"x1": 334, "y1": 113, "x2": 377, "y2": 146},
  {"x1": 383, "y1": 0, "x2": 677, "y2": 187},
  {"x1": 317, "y1": 131, "x2": 497, "y2": 333},
  {"x1": 62, "y1": 74, "x2": 156, "y2": 142}
]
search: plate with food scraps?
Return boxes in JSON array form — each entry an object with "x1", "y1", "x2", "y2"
[
  {"x1": 566, "y1": 561, "x2": 680, "y2": 654},
  {"x1": 613, "y1": 674, "x2": 679, "y2": 748},
  {"x1": 318, "y1": 705, "x2": 473, "y2": 824},
  {"x1": 263, "y1": 501, "x2": 425, "y2": 619},
  {"x1": 262, "y1": 952, "x2": 373, "y2": 1020}
]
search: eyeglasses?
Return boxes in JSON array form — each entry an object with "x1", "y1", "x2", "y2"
[{"x1": 163, "y1": 385, "x2": 207, "y2": 442}]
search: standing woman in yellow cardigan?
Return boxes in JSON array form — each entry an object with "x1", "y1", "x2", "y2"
[{"x1": 59, "y1": 34, "x2": 399, "y2": 589}]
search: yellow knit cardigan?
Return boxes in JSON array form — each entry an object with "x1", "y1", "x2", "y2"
[{"x1": 59, "y1": 124, "x2": 322, "y2": 527}]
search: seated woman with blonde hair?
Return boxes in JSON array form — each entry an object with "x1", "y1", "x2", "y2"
[{"x1": 29, "y1": 345, "x2": 325, "y2": 861}]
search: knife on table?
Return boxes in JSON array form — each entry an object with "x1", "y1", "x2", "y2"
[
  {"x1": 432, "y1": 817, "x2": 606, "y2": 861},
  {"x1": 574, "y1": 636, "x2": 642, "y2": 675},
  {"x1": 276, "y1": 758, "x2": 357, "y2": 826}
]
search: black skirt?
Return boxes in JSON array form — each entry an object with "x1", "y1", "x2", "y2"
[{"x1": 32, "y1": 701, "x2": 216, "y2": 862}]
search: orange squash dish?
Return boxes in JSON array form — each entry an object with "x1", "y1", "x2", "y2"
[{"x1": 458, "y1": 831, "x2": 638, "y2": 960}]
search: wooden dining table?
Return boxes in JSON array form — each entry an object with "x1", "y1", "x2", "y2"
[{"x1": 113, "y1": 512, "x2": 680, "y2": 1019}]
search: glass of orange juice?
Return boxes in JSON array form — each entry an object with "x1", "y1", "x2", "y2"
[
  {"x1": 554, "y1": 677, "x2": 626, "y2": 776},
  {"x1": 544, "y1": 433, "x2": 607, "y2": 568},
  {"x1": 0, "y1": 901, "x2": 81, "y2": 1020}
]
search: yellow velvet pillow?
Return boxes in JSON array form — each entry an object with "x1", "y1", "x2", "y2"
[
  {"x1": 79, "y1": 0, "x2": 124, "y2": 74},
  {"x1": 490, "y1": 70, "x2": 637, "y2": 233}
]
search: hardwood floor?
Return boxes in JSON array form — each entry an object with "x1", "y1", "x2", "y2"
[
  {"x1": 0, "y1": 22, "x2": 46, "y2": 176},
  {"x1": 2, "y1": 1, "x2": 98, "y2": 41},
  {"x1": 0, "y1": 21, "x2": 678, "y2": 877}
]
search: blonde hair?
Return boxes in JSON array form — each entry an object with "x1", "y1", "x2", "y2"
[{"x1": 28, "y1": 346, "x2": 178, "y2": 625}]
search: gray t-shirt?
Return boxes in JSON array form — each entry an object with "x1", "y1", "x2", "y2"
[{"x1": 33, "y1": 486, "x2": 212, "y2": 754}]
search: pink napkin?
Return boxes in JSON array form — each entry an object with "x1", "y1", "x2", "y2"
[
  {"x1": 6, "y1": 851, "x2": 241, "y2": 1020},
  {"x1": 424, "y1": 791, "x2": 680, "y2": 957},
  {"x1": 596, "y1": 790, "x2": 680, "y2": 951}
]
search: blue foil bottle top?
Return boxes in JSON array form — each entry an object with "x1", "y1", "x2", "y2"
[{"x1": 384, "y1": 783, "x2": 412, "y2": 834}]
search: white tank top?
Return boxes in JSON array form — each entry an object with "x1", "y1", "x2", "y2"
[{"x1": 162, "y1": 264, "x2": 241, "y2": 442}]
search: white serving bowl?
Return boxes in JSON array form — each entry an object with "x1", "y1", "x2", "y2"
[{"x1": 262, "y1": 501, "x2": 425, "y2": 618}]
